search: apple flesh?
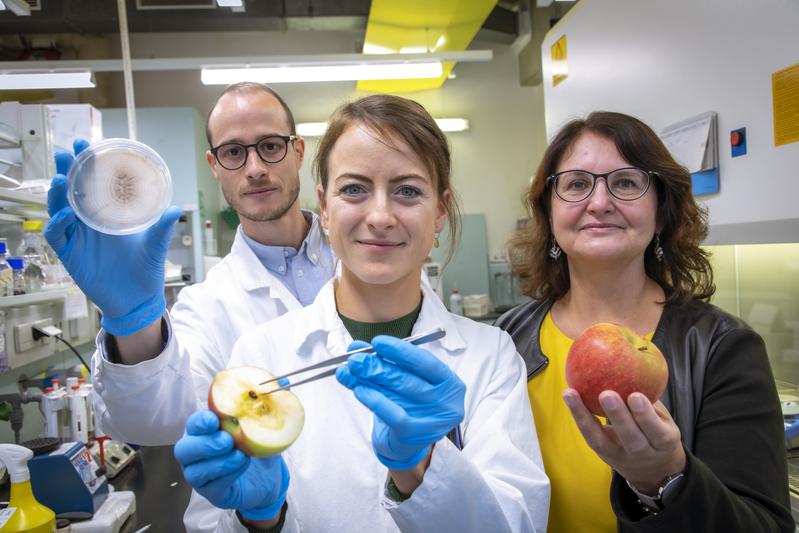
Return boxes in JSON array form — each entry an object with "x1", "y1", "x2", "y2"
[
  {"x1": 565, "y1": 322, "x2": 668, "y2": 417},
  {"x1": 208, "y1": 366, "x2": 305, "y2": 457}
]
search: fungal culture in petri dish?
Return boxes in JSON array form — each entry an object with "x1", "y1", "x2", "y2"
[{"x1": 67, "y1": 138, "x2": 173, "y2": 235}]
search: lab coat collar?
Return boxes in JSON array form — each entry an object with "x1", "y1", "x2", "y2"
[
  {"x1": 297, "y1": 276, "x2": 467, "y2": 359},
  {"x1": 227, "y1": 218, "x2": 327, "y2": 307}
]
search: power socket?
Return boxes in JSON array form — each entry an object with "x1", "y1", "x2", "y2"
[{"x1": 14, "y1": 318, "x2": 54, "y2": 353}]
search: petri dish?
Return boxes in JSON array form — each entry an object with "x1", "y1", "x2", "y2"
[{"x1": 67, "y1": 138, "x2": 173, "y2": 235}]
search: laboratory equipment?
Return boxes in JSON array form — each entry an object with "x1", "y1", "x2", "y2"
[
  {"x1": 15, "y1": 220, "x2": 63, "y2": 291},
  {"x1": 28, "y1": 441, "x2": 109, "y2": 516},
  {"x1": 463, "y1": 294, "x2": 492, "y2": 318},
  {"x1": 89, "y1": 439, "x2": 137, "y2": 480},
  {"x1": 67, "y1": 138, "x2": 172, "y2": 236},
  {"x1": 7, "y1": 258, "x2": 25, "y2": 295},
  {"x1": 260, "y1": 328, "x2": 447, "y2": 394},
  {"x1": 0, "y1": 443, "x2": 56, "y2": 533},
  {"x1": 449, "y1": 289, "x2": 464, "y2": 315},
  {"x1": 422, "y1": 261, "x2": 444, "y2": 301},
  {"x1": 0, "y1": 241, "x2": 11, "y2": 297}
]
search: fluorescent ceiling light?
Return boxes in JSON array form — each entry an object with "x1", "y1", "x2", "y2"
[
  {"x1": 0, "y1": 0, "x2": 31, "y2": 16},
  {"x1": 216, "y1": 0, "x2": 242, "y2": 5},
  {"x1": 202, "y1": 61, "x2": 443, "y2": 85},
  {"x1": 0, "y1": 70, "x2": 95, "y2": 90},
  {"x1": 296, "y1": 122, "x2": 329, "y2": 137},
  {"x1": 297, "y1": 118, "x2": 469, "y2": 137},
  {"x1": 435, "y1": 118, "x2": 470, "y2": 132}
]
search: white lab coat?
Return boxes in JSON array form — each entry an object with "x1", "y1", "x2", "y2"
[
  {"x1": 185, "y1": 279, "x2": 550, "y2": 533},
  {"x1": 91, "y1": 219, "x2": 335, "y2": 445}
]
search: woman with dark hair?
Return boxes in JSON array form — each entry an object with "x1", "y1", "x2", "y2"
[
  {"x1": 496, "y1": 111, "x2": 792, "y2": 532},
  {"x1": 173, "y1": 94, "x2": 550, "y2": 532}
]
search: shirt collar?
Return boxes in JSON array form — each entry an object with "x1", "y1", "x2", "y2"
[
  {"x1": 296, "y1": 276, "x2": 467, "y2": 359},
  {"x1": 240, "y1": 210, "x2": 326, "y2": 273}
]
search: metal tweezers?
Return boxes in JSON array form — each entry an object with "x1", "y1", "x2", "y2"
[{"x1": 258, "y1": 328, "x2": 446, "y2": 395}]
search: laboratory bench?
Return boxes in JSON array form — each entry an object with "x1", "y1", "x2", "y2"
[
  {"x1": 0, "y1": 445, "x2": 191, "y2": 533},
  {"x1": 109, "y1": 445, "x2": 192, "y2": 532}
]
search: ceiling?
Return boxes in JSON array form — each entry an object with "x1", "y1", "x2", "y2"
[{"x1": 0, "y1": 1, "x2": 519, "y2": 45}]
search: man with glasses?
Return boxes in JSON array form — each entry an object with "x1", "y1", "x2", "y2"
[{"x1": 45, "y1": 83, "x2": 336, "y2": 448}]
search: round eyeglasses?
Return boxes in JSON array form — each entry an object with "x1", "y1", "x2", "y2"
[
  {"x1": 546, "y1": 167, "x2": 656, "y2": 202},
  {"x1": 210, "y1": 135, "x2": 298, "y2": 171}
]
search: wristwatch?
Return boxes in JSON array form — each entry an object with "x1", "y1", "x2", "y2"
[{"x1": 626, "y1": 473, "x2": 686, "y2": 513}]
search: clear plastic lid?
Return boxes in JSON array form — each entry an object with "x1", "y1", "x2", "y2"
[{"x1": 67, "y1": 138, "x2": 173, "y2": 235}]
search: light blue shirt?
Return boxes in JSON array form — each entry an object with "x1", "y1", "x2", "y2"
[{"x1": 239, "y1": 210, "x2": 335, "y2": 306}]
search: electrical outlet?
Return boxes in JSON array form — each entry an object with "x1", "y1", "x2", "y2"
[{"x1": 14, "y1": 318, "x2": 54, "y2": 353}]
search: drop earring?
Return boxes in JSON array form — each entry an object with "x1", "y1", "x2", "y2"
[
  {"x1": 654, "y1": 232, "x2": 664, "y2": 262},
  {"x1": 548, "y1": 237, "x2": 562, "y2": 260},
  {"x1": 433, "y1": 233, "x2": 440, "y2": 248}
]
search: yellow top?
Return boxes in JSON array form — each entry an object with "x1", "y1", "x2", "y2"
[
  {"x1": 22, "y1": 220, "x2": 44, "y2": 233},
  {"x1": 529, "y1": 312, "x2": 616, "y2": 533}
]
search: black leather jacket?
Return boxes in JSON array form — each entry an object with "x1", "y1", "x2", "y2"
[{"x1": 496, "y1": 298, "x2": 794, "y2": 532}]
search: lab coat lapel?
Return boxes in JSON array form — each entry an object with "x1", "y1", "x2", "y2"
[{"x1": 228, "y1": 226, "x2": 303, "y2": 312}]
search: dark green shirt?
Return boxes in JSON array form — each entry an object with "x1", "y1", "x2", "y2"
[{"x1": 338, "y1": 299, "x2": 422, "y2": 343}]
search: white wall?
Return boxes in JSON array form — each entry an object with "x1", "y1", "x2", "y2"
[
  {"x1": 540, "y1": 0, "x2": 799, "y2": 244},
  {"x1": 110, "y1": 30, "x2": 545, "y2": 257}
]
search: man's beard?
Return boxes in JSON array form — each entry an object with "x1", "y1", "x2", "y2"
[{"x1": 225, "y1": 179, "x2": 301, "y2": 223}]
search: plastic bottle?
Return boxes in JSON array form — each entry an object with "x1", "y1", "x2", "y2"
[
  {"x1": 0, "y1": 443, "x2": 56, "y2": 532},
  {"x1": 78, "y1": 378, "x2": 94, "y2": 438},
  {"x1": 7, "y1": 258, "x2": 25, "y2": 295},
  {"x1": 449, "y1": 288, "x2": 464, "y2": 316},
  {"x1": 40, "y1": 387, "x2": 59, "y2": 439},
  {"x1": 0, "y1": 241, "x2": 12, "y2": 297},
  {"x1": 204, "y1": 219, "x2": 217, "y2": 256},
  {"x1": 68, "y1": 383, "x2": 88, "y2": 444}
]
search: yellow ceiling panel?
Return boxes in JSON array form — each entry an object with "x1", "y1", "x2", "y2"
[{"x1": 357, "y1": 0, "x2": 497, "y2": 93}]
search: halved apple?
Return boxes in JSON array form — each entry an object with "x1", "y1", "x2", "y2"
[{"x1": 208, "y1": 366, "x2": 305, "y2": 457}]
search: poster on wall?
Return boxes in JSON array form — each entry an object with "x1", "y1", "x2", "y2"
[
  {"x1": 659, "y1": 112, "x2": 719, "y2": 196},
  {"x1": 772, "y1": 63, "x2": 799, "y2": 147},
  {"x1": 551, "y1": 35, "x2": 568, "y2": 87}
]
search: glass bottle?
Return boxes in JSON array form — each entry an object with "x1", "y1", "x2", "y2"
[
  {"x1": 7, "y1": 257, "x2": 25, "y2": 295},
  {"x1": 16, "y1": 220, "x2": 59, "y2": 290},
  {"x1": 0, "y1": 241, "x2": 11, "y2": 297}
]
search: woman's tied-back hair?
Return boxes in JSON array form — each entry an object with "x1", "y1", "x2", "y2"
[
  {"x1": 507, "y1": 111, "x2": 715, "y2": 304},
  {"x1": 314, "y1": 94, "x2": 462, "y2": 266}
]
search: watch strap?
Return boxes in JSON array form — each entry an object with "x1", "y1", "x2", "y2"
[{"x1": 626, "y1": 472, "x2": 685, "y2": 513}]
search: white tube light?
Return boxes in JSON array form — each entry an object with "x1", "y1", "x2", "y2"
[
  {"x1": 296, "y1": 122, "x2": 329, "y2": 137},
  {"x1": 435, "y1": 118, "x2": 470, "y2": 132},
  {"x1": 0, "y1": 70, "x2": 95, "y2": 89},
  {"x1": 296, "y1": 118, "x2": 469, "y2": 137},
  {"x1": 216, "y1": 0, "x2": 243, "y2": 6},
  {"x1": 201, "y1": 61, "x2": 443, "y2": 85}
]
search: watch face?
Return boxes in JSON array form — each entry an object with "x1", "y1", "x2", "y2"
[{"x1": 660, "y1": 473, "x2": 686, "y2": 506}]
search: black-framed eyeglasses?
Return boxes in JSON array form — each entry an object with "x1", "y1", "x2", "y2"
[
  {"x1": 546, "y1": 167, "x2": 656, "y2": 202},
  {"x1": 210, "y1": 135, "x2": 298, "y2": 171}
]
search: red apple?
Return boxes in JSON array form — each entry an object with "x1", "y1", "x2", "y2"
[
  {"x1": 565, "y1": 322, "x2": 668, "y2": 417},
  {"x1": 208, "y1": 366, "x2": 305, "y2": 457}
]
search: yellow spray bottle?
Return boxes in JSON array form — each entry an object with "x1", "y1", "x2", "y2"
[{"x1": 0, "y1": 444, "x2": 55, "y2": 533}]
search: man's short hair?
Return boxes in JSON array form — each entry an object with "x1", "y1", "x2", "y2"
[{"x1": 205, "y1": 82, "x2": 296, "y2": 146}]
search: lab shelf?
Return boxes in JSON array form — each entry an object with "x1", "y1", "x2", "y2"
[
  {"x1": 0, "y1": 188, "x2": 46, "y2": 207},
  {"x1": 0, "y1": 287, "x2": 74, "y2": 309}
]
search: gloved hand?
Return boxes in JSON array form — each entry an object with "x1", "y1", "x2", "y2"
[
  {"x1": 44, "y1": 139, "x2": 182, "y2": 336},
  {"x1": 174, "y1": 410, "x2": 289, "y2": 521},
  {"x1": 336, "y1": 336, "x2": 465, "y2": 470}
]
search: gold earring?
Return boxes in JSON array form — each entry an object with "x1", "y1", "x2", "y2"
[{"x1": 434, "y1": 233, "x2": 440, "y2": 248}]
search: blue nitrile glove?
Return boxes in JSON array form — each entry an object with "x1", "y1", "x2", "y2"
[
  {"x1": 336, "y1": 336, "x2": 466, "y2": 470},
  {"x1": 174, "y1": 410, "x2": 290, "y2": 521},
  {"x1": 43, "y1": 139, "x2": 182, "y2": 336}
]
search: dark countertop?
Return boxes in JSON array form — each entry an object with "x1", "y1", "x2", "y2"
[
  {"x1": 110, "y1": 445, "x2": 192, "y2": 533},
  {"x1": 0, "y1": 445, "x2": 192, "y2": 533}
]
